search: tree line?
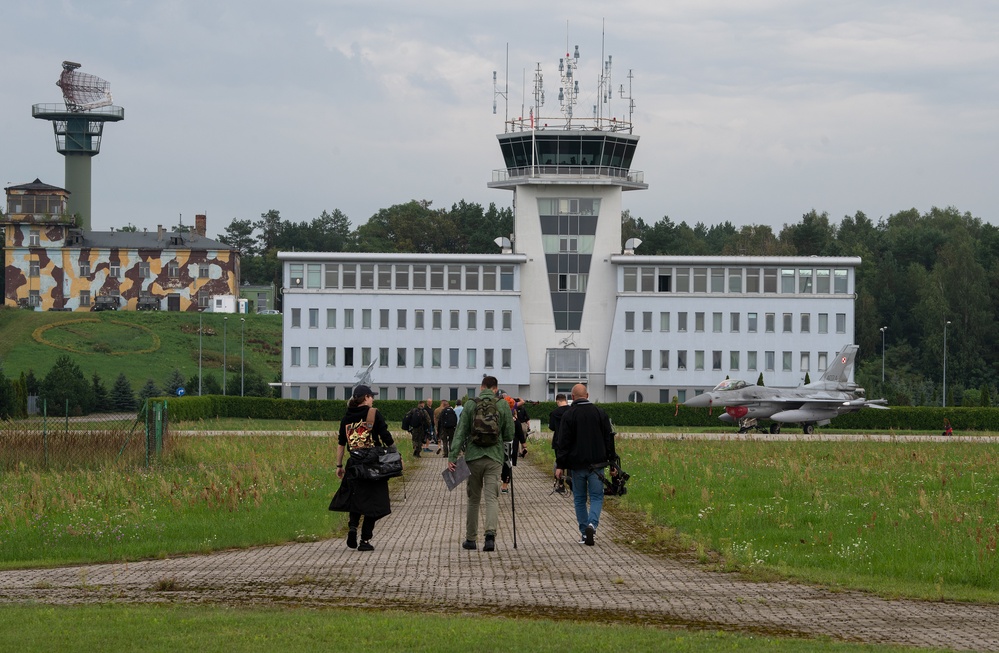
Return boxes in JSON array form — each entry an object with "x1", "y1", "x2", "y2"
[{"x1": 214, "y1": 201, "x2": 997, "y2": 408}]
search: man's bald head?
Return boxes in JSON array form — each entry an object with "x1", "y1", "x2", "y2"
[{"x1": 571, "y1": 384, "x2": 588, "y2": 401}]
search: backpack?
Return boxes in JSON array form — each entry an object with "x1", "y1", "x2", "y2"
[
  {"x1": 440, "y1": 407, "x2": 458, "y2": 429},
  {"x1": 345, "y1": 407, "x2": 377, "y2": 450},
  {"x1": 404, "y1": 408, "x2": 426, "y2": 436},
  {"x1": 469, "y1": 396, "x2": 501, "y2": 447}
]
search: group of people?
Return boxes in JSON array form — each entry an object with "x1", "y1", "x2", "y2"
[{"x1": 331, "y1": 378, "x2": 617, "y2": 552}]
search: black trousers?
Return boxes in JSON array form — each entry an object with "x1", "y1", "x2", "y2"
[{"x1": 348, "y1": 512, "x2": 379, "y2": 541}]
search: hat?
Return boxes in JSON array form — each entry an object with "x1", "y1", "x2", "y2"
[{"x1": 352, "y1": 384, "x2": 377, "y2": 399}]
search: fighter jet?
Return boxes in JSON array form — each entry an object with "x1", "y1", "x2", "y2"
[{"x1": 683, "y1": 344, "x2": 888, "y2": 434}]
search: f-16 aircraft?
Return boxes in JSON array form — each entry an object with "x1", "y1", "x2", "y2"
[{"x1": 683, "y1": 344, "x2": 888, "y2": 434}]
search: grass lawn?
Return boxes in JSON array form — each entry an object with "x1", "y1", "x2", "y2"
[{"x1": 0, "y1": 604, "x2": 928, "y2": 653}]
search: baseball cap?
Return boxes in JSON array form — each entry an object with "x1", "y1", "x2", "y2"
[{"x1": 352, "y1": 384, "x2": 377, "y2": 399}]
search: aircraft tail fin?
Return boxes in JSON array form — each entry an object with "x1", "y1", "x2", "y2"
[{"x1": 819, "y1": 344, "x2": 858, "y2": 384}]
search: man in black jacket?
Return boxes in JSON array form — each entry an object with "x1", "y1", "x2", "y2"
[{"x1": 555, "y1": 384, "x2": 615, "y2": 546}]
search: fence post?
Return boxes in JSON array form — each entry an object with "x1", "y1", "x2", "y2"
[
  {"x1": 65, "y1": 398, "x2": 69, "y2": 434},
  {"x1": 43, "y1": 398, "x2": 48, "y2": 468}
]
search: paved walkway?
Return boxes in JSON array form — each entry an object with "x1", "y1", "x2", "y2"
[{"x1": 2, "y1": 450, "x2": 998, "y2": 651}]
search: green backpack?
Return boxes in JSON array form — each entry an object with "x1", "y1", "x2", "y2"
[{"x1": 470, "y1": 396, "x2": 501, "y2": 447}]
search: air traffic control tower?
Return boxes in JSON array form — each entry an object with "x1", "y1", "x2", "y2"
[
  {"x1": 32, "y1": 61, "x2": 124, "y2": 231},
  {"x1": 488, "y1": 45, "x2": 647, "y2": 398}
]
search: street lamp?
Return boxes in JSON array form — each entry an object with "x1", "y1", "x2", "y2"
[
  {"x1": 223, "y1": 316, "x2": 228, "y2": 396},
  {"x1": 198, "y1": 309, "x2": 203, "y2": 396},
  {"x1": 943, "y1": 320, "x2": 951, "y2": 407},
  {"x1": 240, "y1": 317, "x2": 245, "y2": 397},
  {"x1": 880, "y1": 326, "x2": 887, "y2": 384}
]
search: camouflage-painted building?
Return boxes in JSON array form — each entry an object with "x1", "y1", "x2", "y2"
[{"x1": 3, "y1": 179, "x2": 239, "y2": 311}]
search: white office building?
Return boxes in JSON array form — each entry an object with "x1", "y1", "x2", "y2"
[{"x1": 279, "y1": 51, "x2": 858, "y2": 403}]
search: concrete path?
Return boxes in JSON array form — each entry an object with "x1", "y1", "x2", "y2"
[{"x1": 2, "y1": 450, "x2": 998, "y2": 651}]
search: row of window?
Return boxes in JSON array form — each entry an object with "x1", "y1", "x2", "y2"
[
  {"x1": 290, "y1": 307, "x2": 515, "y2": 331},
  {"x1": 625, "y1": 311, "x2": 848, "y2": 334},
  {"x1": 27, "y1": 289, "x2": 214, "y2": 308},
  {"x1": 289, "y1": 385, "x2": 484, "y2": 402},
  {"x1": 26, "y1": 260, "x2": 212, "y2": 279},
  {"x1": 625, "y1": 349, "x2": 834, "y2": 374},
  {"x1": 290, "y1": 346, "x2": 513, "y2": 370},
  {"x1": 288, "y1": 263, "x2": 516, "y2": 292},
  {"x1": 622, "y1": 266, "x2": 850, "y2": 295}
]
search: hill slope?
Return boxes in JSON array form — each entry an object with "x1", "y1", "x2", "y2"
[{"x1": 0, "y1": 307, "x2": 283, "y2": 392}]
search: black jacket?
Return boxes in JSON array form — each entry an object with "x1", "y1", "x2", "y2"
[
  {"x1": 554, "y1": 399, "x2": 615, "y2": 470},
  {"x1": 335, "y1": 404, "x2": 394, "y2": 518},
  {"x1": 548, "y1": 404, "x2": 570, "y2": 450}
]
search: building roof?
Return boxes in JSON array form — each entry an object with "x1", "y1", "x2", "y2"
[
  {"x1": 77, "y1": 229, "x2": 235, "y2": 251},
  {"x1": 4, "y1": 178, "x2": 69, "y2": 193}
]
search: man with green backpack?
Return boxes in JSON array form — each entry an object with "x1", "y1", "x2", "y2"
[{"x1": 447, "y1": 375, "x2": 515, "y2": 552}]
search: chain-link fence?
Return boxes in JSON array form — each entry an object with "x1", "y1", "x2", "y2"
[{"x1": 0, "y1": 399, "x2": 169, "y2": 470}]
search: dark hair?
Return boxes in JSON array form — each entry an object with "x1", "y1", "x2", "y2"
[
  {"x1": 482, "y1": 375, "x2": 498, "y2": 390},
  {"x1": 348, "y1": 395, "x2": 368, "y2": 409},
  {"x1": 555, "y1": 393, "x2": 567, "y2": 402}
]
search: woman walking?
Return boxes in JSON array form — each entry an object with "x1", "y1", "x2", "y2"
[{"x1": 330, "y1": 384, "x2": 399, "y2": 551}]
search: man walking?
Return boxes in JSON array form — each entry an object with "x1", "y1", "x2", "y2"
[
  {"x1": 436, "y1": 399, "x2": 458, "y2": 456},
  {"x1": 402, "y1": 401, "x2": 431, "y2": 458},
  {"x1": 555, "y1": 383, "x2": 615, "y2": 546},
  {"x1": 447, "y1": 375, "x2": 514, "y2": 552}
]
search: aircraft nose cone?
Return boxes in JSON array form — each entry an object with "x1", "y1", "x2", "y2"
[{"x1": 684, "y1": 393, "x2": 713, "y2": 408}]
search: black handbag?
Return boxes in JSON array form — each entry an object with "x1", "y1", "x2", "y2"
[{"x1": 347, "y1": 446, "x2": 403, "y2": 481}]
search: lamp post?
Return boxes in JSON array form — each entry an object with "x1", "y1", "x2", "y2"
[
  {"x1": 240, "y1": 317, "x2": 245, "y2": 397},
  {"x1": 198, "y1": 309, "x2": 203, "y2": 396},
  {"x1": 943, "y1": 320, "x2": 951, "y2": 407},
  {"x1": 223, "y1": 316, "x2": 228, "y2": 396},
  {"x1": 880, "y1": 326, "x2": 887, "y2": 384}
]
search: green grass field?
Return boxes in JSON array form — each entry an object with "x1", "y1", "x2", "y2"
[{"x1": 0, "y1": 307, "x2": 282, "y2": 391}]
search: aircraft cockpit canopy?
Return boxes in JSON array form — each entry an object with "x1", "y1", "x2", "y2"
[{"x1": 712, "y1": 379, "x2": 748, "y2": 392}]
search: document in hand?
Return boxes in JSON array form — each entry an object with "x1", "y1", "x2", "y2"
[{"x1": 442, "y1": 456, "x2": 471, "y2": 491}]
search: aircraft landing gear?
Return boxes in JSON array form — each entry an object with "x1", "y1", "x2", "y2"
[
  {"x1": 769, "y1": 423, "x2": 781, "y2": 434},
  {"x1": 802, "y1": 423, "x2": 815, "y2": 435}
]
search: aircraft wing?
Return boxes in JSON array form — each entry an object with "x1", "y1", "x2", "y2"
[{"x1": 771, "y1": 398, "x2": 889, "y2": 423}]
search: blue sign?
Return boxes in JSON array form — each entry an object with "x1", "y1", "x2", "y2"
[{"x1": 177, "y1": 387, "x2": 186, "y2": 397}]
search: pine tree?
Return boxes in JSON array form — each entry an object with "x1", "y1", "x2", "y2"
[
  {"x1": 757, "y1": 373, "x2": 765, "y2": 386},
  {"x1": 111, "y1": 373, "x2": 137, "y2": 411},
  {"x1": 40, "y1": 355, "x2": 95, "y2": 416},
  {"x1": 164, "y1": 369, "x2": 186, "y2": 396},
  {"x1": 91, "y1": 372, "x2": 112, "y2": 413},
  {"x1": 138, "y1": 379, "x2": 161, "y2": 404}
]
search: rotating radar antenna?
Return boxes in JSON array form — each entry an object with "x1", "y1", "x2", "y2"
[{"x1": 56, "y1": 61, "x2": 113, "y2": 112}]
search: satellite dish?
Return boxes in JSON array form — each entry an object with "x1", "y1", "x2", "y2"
[{"x1": 56, "y1": 61, "x2": 113, "y2": 112}]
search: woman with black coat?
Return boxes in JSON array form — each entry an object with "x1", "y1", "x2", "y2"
[{"x1": 330, "y1": 385, "x2": 399, "y2": 551}]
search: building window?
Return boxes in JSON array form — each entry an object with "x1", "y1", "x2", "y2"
[
  {"x1": 730, "y1": 350, "x2": 740, "y2": 370},
  {"x1": 344, "y1": 308, "x2": 354, "y2": 328},
  {"x1": 677, "y1": 350, "x2": 687, "y2": 370},
  {"x1": 360, "y1": 264, "x2": 374, "y2": 289},
  {"x1": 397, "y1": 347, "x2": 406, "y2": 367},
  {"x1": 291, "y1": 347, "x2": 301, "y2": 367},
  {"x1": 327, "y1": 387, "x2": 336, "y2": 400},
  {"x1": 448, "y1": 267, "x2": 461, "y2": 291},
  {"x1": 799, "y1": 269, "x2": 813, "y2": 293},
  {"x1": 449, "y1": 348, "x2": 459, "y2": 368},
  {"x1": 414, "y1": 348, "x2": 424, "y2": 368},
  {"x1": 659, "y1": 312, "x2": 670, "y2": 332},
  {"x1": 483, "y1": 266, "x2": 496, "y2": 290},
  {"x1": 80, "y1": 262, "x2": 92, "y2": 277},
  {"x1": 412, "y1": 265, "x2": 426, "y2": 290},
  {"x1": 397, "y1": 309, "x2": 407, "y2": 329},
  {"x1": 361, "y1": 348, "x2": 372, "y2": 366},
  {"x1": 289, "y1": 263, "x2": 304, "y2": 288},
  {"x1": 308, "y1": 347, "x2": 318, "y2": 367},
  {"x1": 309, "y1": 308, "x2": 319, "y2": 328},
  {"x1": 415, "y1": 310, "x2": 424, "y2": 329},
  {"x1": 325, "y1": 264, "x2": 339, "y2": 289},
  {"x1": 659, "y1": 350, "x2": 669, "y2": 370},
  {"x1": 836, "y1": 313, "x2": 847, "y2": 333},
  {"x1": 625, "y1": 312, "x2": 635, "y2": 332},
  {"x1": 677, "y1": 312, "x2": 687, "y2": 332},
  {"x1": 467, "y1": 310, "x2": 477, "y2": 330},
  {"x1": 380, "y1": 309, "x2": 390, "y2": 329},
  {"x1": 818, "y1": 313, "x2": 828, "y2": 333},
  {"x1": 309, "y1": 386, "x2": 318, "y2": 400},
  {"x1": 344, "y1": 348, "x2": 354, "y2": 366},
  {"x1": 642, "y1": 350, "x2": 652, "y2": 370},
  {"x1": 377, "y1": 264, "x2": 391, "y2": 289},
  {"x1": 801, "y1": 351, "x2": 810, "y2": 371},
  {"x1": 432, "y1": 348, "x2": 442, "y2": 368},
  {"x1": 801, "y1": 313, "x2": 810, "y2": 333},
  {"x1": 783, "y1": 313, "x2": 792, "y2": 333},
  {"x1": 29, "y1": 261, "x2": 40, "y2": 277},
  {"x1": 432, "y1": 310, "x2": 442, "y2": 329},
  {"x1": 306, "y1": 264, "x2": 322, "y2": 289},
  {"x1": 484, "y1": 348, "x2": 494, "y2": 368},
  {"x1": 396, "y1": 387, "x2": 406, "y2": 400},
  {"x1": 395, "y1": 265, "x2": 409, "y2": 289},
  {"x1": 728, "y1": 268, "x2": 742, "y2": 293},
  {"x1": 712, "y1": 351, "x2": 722, "y2": 371},
  {"x1": 450, "y1": 310, "x2": 460, "y2": 329},
  {"x1": 765, "y1": 351, "x2": 775, "y2": 371},
  {"x1": 500, "y1": 266, "x2": 514, "y2": 290},
  {"x1": 466, "y1": 349, "x2": 476, "y2": 368},
  {"x1": 290, "y1": 386, "x2": 300, "y2": 400},
  {"x1": 502, "y1": 348, "x2": 512, "y2": 368},
  {"x1": 291, "y1": 308, "x2": 301, "y2": 328},
  {"x1": 138, "y1": 262, "x2": 149, "y2": 279},
  {"x1": 29, "y1": 229, "x2": 40, "y2": 246},
  {"x1": 485, "y1": 311, "x2": 495, "y2": 330},
  {"x1": 110, "y1": 263, "x2": 120, "y2": 278},
  {"x1": 342, "y1": 264, "x2": 357, "y2": 289},
  {"x1": 623, "y1": 267, "x2": 636, "y2": 292},
  {"x1": 834, "y1": 269, "x2": 849, "y2": 294},
  {"x1": 710, "y1": 268, "x2": 724, "y2": 292},
  {"x1": 502, "y1": 311, "x2": 512, "y2": 330},
  {"x1": 658, "y1": 272, "x2": 672, "y2": 292},
  {"x1": 694, "y1": 312, "x2": 705, "y2": 332},
  {"x1": 379, "y1": 347, "x2": 389, "y2": 367},
  {"x1": 712, "y1": 312, "x2": 722, "y2": 333},
  {"x1": 167, "y1": 261, "x2": 179, "y2": 278},
  {"x1": 781, "y1": 268, "x2": 795, "y2": 293},
  {"x1": 783, "y1": 351, "x2": 792, "y2": 372},
  {"x1": 818, "y1": 351, "x2": 828, "y2": 371},
  {"x1": 730, "y1": 312, "x2": 740, "y2": 332},
  {"x1": 326, "y1": 347, "x2": 336, "y2": 366},
  {"x1": 362, "y1": 309, "x2": 372, "y2": 329},
  {"x1": 816, "y1": 269, "x2": 830, "y2": 293},
  {"x1": 327, "y1": 308, "x2": 336, "y2": 328},
  {"x1": 80, "y1": 290, "x2": 90, "y2": 307},
  {"x1": 199, "y1": 263, "x2": 209, "y2": 278},
  {"x1": 748, "y1": 351, "x2": 757, "y2": 371},
  {"x1": 430, "y1": 265, "x2": 444, "y2": 290},
  {"x1": 765, "y1": 313, "x2": 775, "y2": 333},
  {"x1": 643, "y1": 312, "x2": 652, "y2": 332},
  {"x1": 693, "y1": 268, "x2": 707, "y2": 292},
  {"x1": 694, "y1": 351, "x2": 705, "y2": 371},
  {"x1": 748, "y1": 312, "x2": 758, "y2": 333},
  {"x1": 465, "y1": 266, "x2": 479, "y2": 290}
]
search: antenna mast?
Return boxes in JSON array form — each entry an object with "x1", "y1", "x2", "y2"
[{"x1": 492, "y1": 44, "x2": 509, "y2": 131}]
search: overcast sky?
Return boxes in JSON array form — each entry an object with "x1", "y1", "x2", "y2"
[{"x1": 3, "y1": 1, "x2": 998, "y2": 237}]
